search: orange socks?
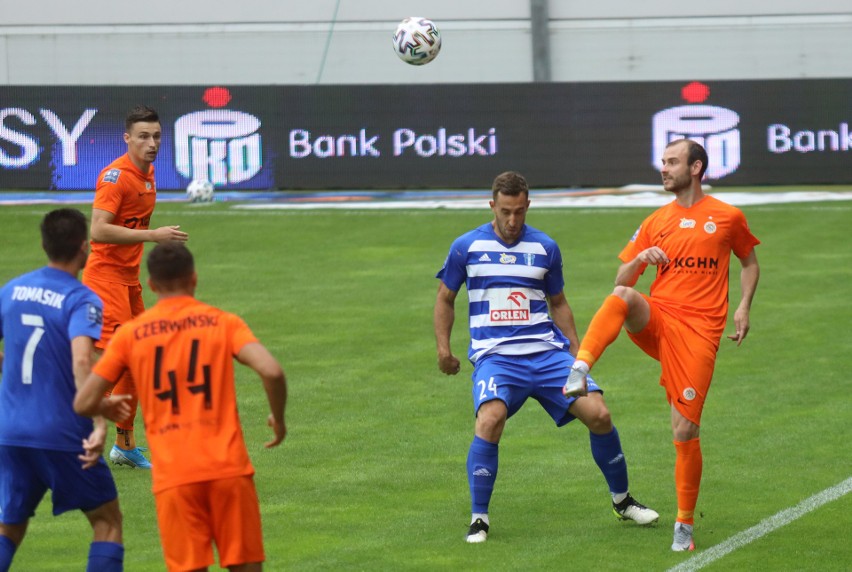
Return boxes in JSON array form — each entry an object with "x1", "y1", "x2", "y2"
[
  {"x1": 674, "y1": 438, "x2": 703, "y2": 525},
  {"x1": 576, "y1": 295, "x2": 629, "y2": 367}
]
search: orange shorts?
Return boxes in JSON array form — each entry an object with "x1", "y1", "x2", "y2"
[
  {"x1": 154, "y1": 475, "x2": 265, "y2": 571},
  {"x1": 83, "y1": 275, "x2": 144, "y2": 349},
  {"x1": 626, "y1": 295, "x2": 718, "y2": 425}
]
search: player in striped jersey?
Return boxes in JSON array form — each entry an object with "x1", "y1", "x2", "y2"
[{"x1": 434, "y1": 171, "x2": 658, "y2": 543}]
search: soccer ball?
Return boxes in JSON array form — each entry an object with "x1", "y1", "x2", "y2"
[
  {"x1": 393, "y1": 17, "x2": 441, "y2": 65},
  {"x1": 186, "y1": 179, "x2": 214, "y2": 203}
]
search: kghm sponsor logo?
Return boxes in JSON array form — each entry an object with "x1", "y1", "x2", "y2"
[{"x1": 664, "y1": 257, "x2": 719, "y2": 271}]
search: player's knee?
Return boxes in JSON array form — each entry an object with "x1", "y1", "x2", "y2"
[
  {"x1": 87, "y1": 501, "x2": 123, "y2": 542},
  {"x1": 611, "y1": 285, "x2": 634, "y2": 301},
  {"x1": 583, "y1": 403, "x2": 613, "y2": 433},
  {"x1": 475, "y1": 400, "x2": 507, "y2": 439}
]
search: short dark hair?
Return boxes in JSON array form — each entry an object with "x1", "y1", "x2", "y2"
[
  {"x1": 40, "y1": 208, "x2": 88, "y2": 262},
  {"x1": 125, "y1": 105, "x2": 159, "y2": 132},
  {"x1": 667, "y1": 139, "x2": 709, "y2": 180},
  {"x1": 147, "y1": 243, "x2": 195, "y2": 289},
  {"x1": 492, "y1": 171, "x2": 529, "y2": 201}
]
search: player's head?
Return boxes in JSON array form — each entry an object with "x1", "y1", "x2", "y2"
[
  {"x1": 124, "y1": 105, "x2": 162, "y2": 169},
  {"x1": 125, "y1": 105, "x2": 159, "y2": 132},
  {"x1": 491, "y1": 171, "x2": 529, "y2": 202},
  {"x1": 490, "y1": 171, "x2": 530, "y2": 244},
  {"x1": 40, "y1": 208, "x2": 89, "y2": 265},
  {"x1": 661, "y1": 139, "x2": 708, "y2": 192},
  {"x1": 147, "y1": 243, "x2": 197, "y2": 295}
]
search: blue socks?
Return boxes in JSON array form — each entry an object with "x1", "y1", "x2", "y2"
[
  {"x1": 0, "y1": 535, "x2": 16, "y2": 572},
  {"x1": 467, "y1": 435, "x2": 499, "y2": 514},
  {"x1": 87, "y1": 541, "x2": 124, "y2": 572},
  {"x1": 589, "y1": 426, "x2": 629, "y2": 496}
]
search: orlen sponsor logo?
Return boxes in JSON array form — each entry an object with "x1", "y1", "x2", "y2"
[
  {"x1": 174, "y1": 87, "x2": 262, "y2": 185},
  {"x1": 652, "y1": 82, "x2": 740, "y2": 179},
  {"x1": 0, "y1": 108, "x2": 96, "y2": 168},
  {"x1": 289, "y1": 127, "x2": 497, "y2": 158},
  {"x1": 491, "y1": 309, "x2": 529, "y2": 321},
  {"x1": 491, "y1": 291, "x2": 529, "y2": 322}
]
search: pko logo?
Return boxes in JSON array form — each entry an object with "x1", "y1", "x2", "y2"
[
  {"x1": 174, "y1": 87, "x2": 262, "y2": 186},
  {"x1": 652, "y1": 82, "x2": 740, "y2": 179}
]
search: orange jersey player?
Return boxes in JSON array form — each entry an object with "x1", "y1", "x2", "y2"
[
  {"x1": 563, "y1": 139, "x2": 760, "y2": 552},
  {"x1": 75, "y1": 243, "x2": 287, "y2": 572},
  {"x1": 82, "y1": 105, "x2": 188, "y2": 469}
]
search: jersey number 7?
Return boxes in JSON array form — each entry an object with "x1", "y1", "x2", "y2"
[{"x1": 18, "y1": 314, "x2": 46, "y2": 385}]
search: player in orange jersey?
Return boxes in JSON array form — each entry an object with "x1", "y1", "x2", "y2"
[
  {"x1": 82, "y1": 105, "x2": 189, "y2": 469},
  {"x1": 75, "y1": 242, "x2": 287, "y2": 572},
  {"x1": 563, "y1": 139, "x2": 760, "y2": 552}
]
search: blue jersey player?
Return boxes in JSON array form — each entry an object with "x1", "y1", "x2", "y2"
[
  {"x1": 434, "y1": 172, "x2": 659, "y2": 543},
  {"x1": 0, "y1": 209, "x2": 130, "y2": 571}
]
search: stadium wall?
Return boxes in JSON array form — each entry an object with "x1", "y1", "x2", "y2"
[
  {"x1": 2, "y1": 80, "x2": 850, "y2": 191},
  {"x1": 0, "y1": 1, "x2": 850, "y2": 84}
]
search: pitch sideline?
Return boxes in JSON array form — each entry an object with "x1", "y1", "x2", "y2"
[{"x1": 667, "y1": 476, "x2": 852, "y2": 572}]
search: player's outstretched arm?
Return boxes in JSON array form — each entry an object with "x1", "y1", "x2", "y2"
[
  {"x1": 237, "y1": 342, "x2": 287, "y2": 448},
  {"x1": 91, "y1": 208, "x2": 188, "y2": 244},
  {"x1": 728, "y1": 249, "x2": 760, "y2": 345},
  {"x1": 73, "y1": 372, "x2": 132, "y2": 423},
  {"x1": 434, "y1": 282, "x2": 461, "y2": 375}
]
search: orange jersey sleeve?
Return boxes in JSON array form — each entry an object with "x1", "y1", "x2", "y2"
[
  {"x1": 93, "y1": 295, "x2": 260, "y2": 493},
  {"x1": 619, "y1": 195, "x2": 759, "y2": 342},
  {"x1": 84, "y1": 154, "x2": 157, "y2": 285}
]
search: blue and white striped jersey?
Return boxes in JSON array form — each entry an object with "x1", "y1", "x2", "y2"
[{"x1": 436, "y1": 222, "x2": 570, "y2": 363}]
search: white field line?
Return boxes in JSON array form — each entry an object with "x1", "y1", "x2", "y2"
[{"x1": 667, "y1": 476, "x2": 852, "y2": 572}]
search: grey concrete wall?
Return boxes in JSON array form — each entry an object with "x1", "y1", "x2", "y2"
[{"x1": 1, "y1": 1, "x2": 850, "y2": 84}]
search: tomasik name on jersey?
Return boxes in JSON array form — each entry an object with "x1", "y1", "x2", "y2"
[{"x1": 11, "y1": 286, "x2": 65, "y2": 309}]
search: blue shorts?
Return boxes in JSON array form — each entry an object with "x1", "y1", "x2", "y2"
[
  {"x1": 0, "y1": 445, "x2": 118, "y2": 524},
  {"x1": 471, "y1": 350, "x2": 602, "y2": 427}
]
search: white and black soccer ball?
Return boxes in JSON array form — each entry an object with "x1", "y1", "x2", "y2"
[
  {"x1": 393, "y1": 17, "x2": 442, "y2": 66},
  {"x1": 186, "y1": 179, "x2": 214, "y2": 203}
]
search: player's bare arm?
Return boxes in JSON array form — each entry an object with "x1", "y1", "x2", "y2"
[
  {"x1": 547, "y1": 291, "x2": 580, "y2": 355},
  {"x1": 91, "y1": 208, "x2": 188, "y2": 244},
  {"x1": 615, "y1": 247, "x2": 668, "y2": 286},
  {"x1": 728, "y1": 249, "x2": 760, "y2": 345},
  {"x1": 70, "y1": 335, "x2": 109, "y2": 468},
  {"x1": 434, "y1": 282, "x2": 461, "y2": 375},
  {"x1": 237, "y1": 342, "x2": 288, "y2": 448},
  {"x1": 73, "y1": 372, "x2": 133, "y2": 423}
]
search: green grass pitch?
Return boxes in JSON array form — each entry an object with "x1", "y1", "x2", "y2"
[{"x1": 1, "y1": 192, "x2": 850, "y2": 571}]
